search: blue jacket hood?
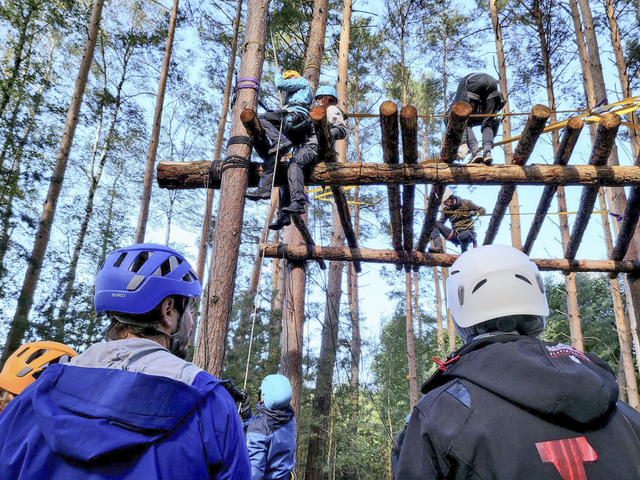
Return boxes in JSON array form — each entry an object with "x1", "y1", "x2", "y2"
[{"x1": 32, "y1": 363, "x2": 209, "y2": 461}]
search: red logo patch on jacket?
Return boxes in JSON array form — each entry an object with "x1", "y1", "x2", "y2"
[{"x1": 536, "y1": 437, "x2": 597, "y2": 480}]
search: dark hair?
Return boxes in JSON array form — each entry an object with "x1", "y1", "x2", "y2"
[{"x1": 104, "y1": 295, "x2": 188, "y2": 342}]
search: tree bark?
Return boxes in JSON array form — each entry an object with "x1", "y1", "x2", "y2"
[
  {"x1": 195, "y1": 0, "x2": 244, "y2": 284},
  {"x1": 1, "y1": 0, "x2": 105, "y2": 364},
  {"x1": 193, "y1": 0, "x2": 271, "y2": 377},
  {"x1": 433, "y1": 267, "x2": 445, "y2": 354},
  {"x1": 400, "y1": 105, "x2": 418, "y2": 260},
  {"x1": 135, "y1": 0, "x2": 180, "y2": 243},
  {"x1": 380, "y1": 101, "x2": 403, "y2": 261}
]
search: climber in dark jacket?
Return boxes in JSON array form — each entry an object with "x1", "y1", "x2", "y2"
[
  {"x1": 397, "y1": 245, "x2": 640, "y2": 480},
  {"x1": 241, "y1": 374, "x2": 296, "y2": 480},
  {"x1": 429, "y1": 188, "x2": 485, "y2": 253},
  {"x1": 445, "y1": 72, "x2": 506, "y2": 165},
  {"x1": 391, "y1": 414, "x2": 411, "y2": 479}
]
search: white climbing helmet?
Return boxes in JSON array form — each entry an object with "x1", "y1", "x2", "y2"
[
  {"x1": 442, "y1": 188, "x2": 454, "y2": 202},
  {"x1": 446, "y1": 245, "x2": 549, "y2": 328}
]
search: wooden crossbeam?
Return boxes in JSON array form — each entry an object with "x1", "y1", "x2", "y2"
[
  {"x1": 310, "y1": 106, "x2": 361, "y2": 273},
  {"x1": 612, "y1": 185, "x2": 640, "y2": 261},
  {"x1": 523, "y1": 117, "x2": 584, "y2": 255},
  {"x1": 157, "y1": 161, "x2": 640, "y2": 190},
  {"x1": 565, "y1": 113, "x2": 621, "y2": 259},
  {"x1": 259, "y1": 243, "x2": 640, "y2": 273},
  {"x1": 483, "y1": 105, "x2": 551, "y2": 245},
  {"x1": 290, "y1": 214, "x2": 326, "y2": 269},
  {"x1": 380, "y1": 101, "x2": 403, "y2": 269},
  {"x1": 416, "y1": 101, "x2": 472, "y2": 254},
  {"x1": 400, "y1": 105, "x2": 418, "y2": 269}
]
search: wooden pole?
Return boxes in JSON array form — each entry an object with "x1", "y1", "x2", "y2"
[
  {"x1": 1, "y1": 0, "x2": 105, "y2": 363},
  {"x1": 416, "y1": 101, "x2": 472, "y2": 254},
  {"x1": 380, "y1": 101, "x2": 403, "y2": 266},
  {"x1": 565, "y1": 113, "x2": 621, "y2": 259},
  {"x1": 400, "y1": 105, "x2": 418, "y2": 266},
  {"x1": 135, "y1": 0, "x2": 180, "y2": 243},
  {"x1": 612, "y1": 186, "x2": 640, "y2": 261},
  {"x1": 310, "y1": 106, "x2": 361, "y2": 272},
  {"x1": 259, "y1": 244, "x2": 640, "y2": 273},
  {"x1": 192, "y1": 0, "x2": 270, "y2": 377},
  {"x1": 483, "y1": 105, "x2": 550, "y2": 245},
  {"x1": 523, "y1": 117, "x2": 584, "y2": 254}
]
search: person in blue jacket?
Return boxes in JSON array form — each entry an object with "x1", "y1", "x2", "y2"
[
  {"x1": 246, "y1": 69, "x2": 313, "y2": 201},
  {"x1": 241, "y1": 374, "x2": 296, "y2": 480},
  {"x1": 0, "y1": 243, "x2": 251, "y2": 480}
]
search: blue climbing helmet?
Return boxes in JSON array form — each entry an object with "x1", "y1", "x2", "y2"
[
  {"x1": 315, "y1": 85, "x2": 338, "y2": 100},
  {"x1": 94, "y1": 243, "x2": 202, "y2": 315},
  {"x1": 260, "y1": 374, "x2": 293, "y2": 410}
]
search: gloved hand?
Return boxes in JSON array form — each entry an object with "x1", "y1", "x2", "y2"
[
  {"x1": 220, "y1": 379, "x2": 245, "y2": 403},
  {"x1": 240, "y1": 388, "x2": 252, "y2": 419},
  {"x1": 468, "y1": 211, "x2": 477, "y2": 217}
]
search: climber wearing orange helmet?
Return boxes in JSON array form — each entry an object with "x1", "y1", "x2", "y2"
[{"x1": 0, "y1": 341, "x2": 77, "y2": 412}]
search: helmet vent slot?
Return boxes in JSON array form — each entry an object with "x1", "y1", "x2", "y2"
[
  {"x1": 536, "y1": 275, "x2": 545, "y2": 293},
  {"x1": 16, "y1": 347, "x2": 29, "y2": 358},
  {"x1": 113, "y1": 252, "x2": 127, "y2": 268},
  {"x1": 515, "y1": 274, "x2": 532, "y2": 285},
  {"x1": 457, "y1": 285, "x2": 465, "y2": 306},
  {"x1": 183, "y1": 272, "x2": 195, "y2": 282},
  {"x1": 25, "y1": 349, "x2": 47, "y2": 365},
  {"x1": 472, "y1": 279, "x2": 487, "y2": 294},
  {"x1": 130, "y1": 251, "x2": 153, "y2": 273},
  {"x1": 451, "y1": 270, "x2": 460, "y2": 275}
]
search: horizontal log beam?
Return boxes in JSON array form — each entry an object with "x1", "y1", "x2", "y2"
[
  {"x1": 259, "y1": 243, "x2": 640, "y2": 273},
  {"x1": 157, "y1": 161, "x2": 640, "y2": 190},
  {"x1": 484, "y1": 105, "x2": 551, "y2": 245},
  {"x1": 565, "y1": 113, "x2": 621, "y2": 259}
]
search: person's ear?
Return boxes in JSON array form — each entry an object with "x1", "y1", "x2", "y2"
[{"x1": 160, "y1": 297, "x2": 176, "y2": 328}]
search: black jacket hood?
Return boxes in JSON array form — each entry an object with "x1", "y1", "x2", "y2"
[
  {"x1": 422, "y1": 335, "x2": 619, "y2": 425},
  {"x1": 256, "y1": 402, "x2": 294, "y2": 427}
]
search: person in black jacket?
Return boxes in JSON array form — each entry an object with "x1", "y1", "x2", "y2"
[
  {"x1": 445, "y1": 73, "x2": 506, "y2": 165},
  {"x1": 397, "y1": 244, "x2": 640, "y2": 480},
  {"x1": 391, "y1": 414, "x2": 411, "y2": 479}
]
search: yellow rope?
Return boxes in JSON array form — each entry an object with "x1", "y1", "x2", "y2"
[
  {"x1": 305, "y1": 63, "x2": 321, "y2": 71},
  {"x1": 242, "y1": 40, "x2": 265, "y2": 50}
]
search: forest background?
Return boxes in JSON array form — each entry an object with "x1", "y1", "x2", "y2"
[{"x1": 1, "y1": 0, "x2": 640, "y2": 477}]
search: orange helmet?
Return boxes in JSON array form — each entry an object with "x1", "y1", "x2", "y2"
[{"x1": 0, "y1": 341, "x2": 78, "y2": 395}]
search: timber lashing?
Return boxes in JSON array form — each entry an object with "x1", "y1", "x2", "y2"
[{"x1": 156, "y1": 102, "x2": 640, "y2": 274}]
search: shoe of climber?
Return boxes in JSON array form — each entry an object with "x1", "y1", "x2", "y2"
[
  {"x1": 269, "y1": 213, "x2": 291, "y2": 231},
  {"x1": 282, "y1": 201, "x2": 306, "y2": 214},
  {"x1": 470, "y1": 153, "x2": 484, "y2": 164},
  {"x1": 245, "y1": 188, "x2": 271, "y2": 201},
  {"x1": 428, "y1": 236, "x2": 445, "y2": 254},
  {"x1": 483, "y1": 151, "x2": 493, "y2": 165}
]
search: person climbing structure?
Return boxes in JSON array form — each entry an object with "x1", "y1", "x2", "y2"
[
  {"x1": 429, "y1": 188, "x2": 485, "y2": 253},
  {"x1": 397, "y1": 245, "x2": 640, "y2": 479},
  {"x1": 269, "y1": 85, "x2": 347, "y2": 229},
  {"x1": 445, "y1": 72, "x2": 507, "y2": 165},
  {"x1": 246, "y1": 69, "x2": 313, "y2": 201},
  {"x1": 240, "y1": 374, "x2": 296, "y2": 480}
]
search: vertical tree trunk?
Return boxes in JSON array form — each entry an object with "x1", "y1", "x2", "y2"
[
  {"x1": 164, "y1": 191, "x2": 176, "y2": 245},
  {"x1": 406, "y1": 272, "x2": 419, "y2": 408},
  {"x1": 267, "y1": 229, "x2": 284, "y2": 370},
  {"x1": 414, "y1": 271, "x2": 422, "y2": 339},
  {"x1": 1, "y1": 0, "x2": 105, "y2": 364},
  {"x1": 195, "y1": 0, "x2": 245, "y2": 283},
  {"x1": 193, "y1": 0, "x2": 271, "y2": 376},
  {"x1": 532, "y1": 0, "x2": 584, "y2": 351},
  {"x1": 433, "y1": 267, "x2": 445, "y2": 354},
  {"x1": 135, "y1": 0, "x2": 180, "y2": 243},
  {"x1": 441, "y1": 254, "x2": 456, "y2": 351},
  {"x1": 304, "y1": 204, "x2": 345, "y2": 480},
  {"x1": 280, "y1": 0, "x2": 328, "y2": 428},
  {"x1": 489, "y1": 0, "x2": 521, "y2": 248}
]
